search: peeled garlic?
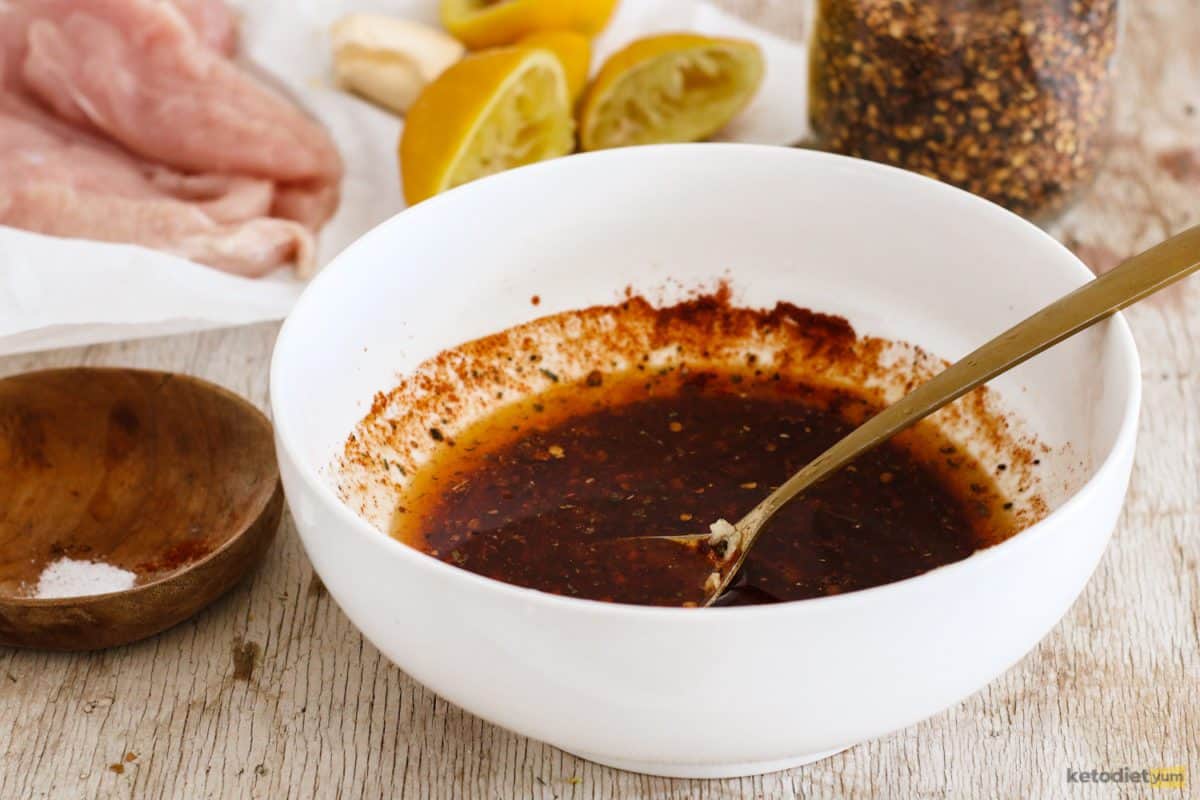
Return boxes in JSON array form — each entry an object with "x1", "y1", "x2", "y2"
[
  {"x1": 331, "y1": 14, "x2": 464, "y2": 115},
  {"x1": 708, "y1": 518, "x2": 737, "y2": 547}
]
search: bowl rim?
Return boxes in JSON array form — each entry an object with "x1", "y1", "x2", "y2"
[{"x1": 270, "y1": 143, "x2": 1142, "y2": 621}]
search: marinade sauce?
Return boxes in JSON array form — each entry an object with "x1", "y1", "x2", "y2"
[{"x1": 392, "y1": 368, "x2": 1017, "y2": 607}]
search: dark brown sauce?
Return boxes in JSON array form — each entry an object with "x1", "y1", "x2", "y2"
[{"x1": 392, "y1": 368, "x2": 1017, "y2": 607}]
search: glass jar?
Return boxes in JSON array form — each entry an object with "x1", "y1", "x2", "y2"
[{"x1": 808, "y1": 0, "x2": 1120, "y2": 221}]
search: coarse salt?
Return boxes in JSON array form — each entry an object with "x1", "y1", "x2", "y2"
[{"x1": 32, "y1": 557, "x2": 137, "y2": 599}]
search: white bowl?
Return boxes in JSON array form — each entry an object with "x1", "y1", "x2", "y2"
[{"x1": 271, "y1": 145, "x2": 1140, "y2": 778}]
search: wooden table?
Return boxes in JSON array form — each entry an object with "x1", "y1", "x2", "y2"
[{"x1": 2, "y1": 2, "x2": 1197, "y2": 797}]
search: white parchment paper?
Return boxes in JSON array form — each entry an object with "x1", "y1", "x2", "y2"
[{"x1": 0, "y1": 0, "x2": 807, "y2": 355}]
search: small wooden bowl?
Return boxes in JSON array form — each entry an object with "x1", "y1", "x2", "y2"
[{"x1": 0, "y1": 368, "x2": 282, "y2": 650}]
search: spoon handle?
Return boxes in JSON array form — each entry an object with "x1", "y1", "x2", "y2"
[{"x1": 735, "y1": 224, "x2": 1200, "y2": 543}]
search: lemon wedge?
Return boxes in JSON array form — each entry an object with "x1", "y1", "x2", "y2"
[
  {"x1": 400, "y1": 47, "x2": 574, "y2": 204},
  {"x1": 518, "y1": 30, "x2": 592, "y2": 102},
  {"x1": 579, "y1": 34, "x2": 764, "y2": 151},
  {"x1": 441, "y1": 0, "x2": 618, "y2": 49}
]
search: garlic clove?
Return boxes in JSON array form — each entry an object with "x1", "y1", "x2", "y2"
[{"x1": 331, "y1": 14, "x2": 464, "y2": 115}]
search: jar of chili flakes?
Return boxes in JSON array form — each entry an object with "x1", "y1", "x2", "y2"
[{"x1": 808, "y1": 0, "x2": 1119, "y2": 221}]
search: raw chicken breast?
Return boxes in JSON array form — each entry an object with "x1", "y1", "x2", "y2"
[
  {"x1": 0, "y1": 0, "x2": 342, "y2": 275},
  {"x1": 20, "y1": 0, "x2": 341, "y2": 199},
  {"x1": 170, "y1": 0, "x2": 238, "y2": 55},
  {"x1": 5, "y1": 184, "x2": 313, "y2": 276},
  {"x1": 0, "y1": 95, "x2": 315, "y2": 276}
]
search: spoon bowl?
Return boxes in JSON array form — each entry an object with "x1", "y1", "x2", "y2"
[{"x1": 0, "y1": 368, "x2": 282, "y2": 650}]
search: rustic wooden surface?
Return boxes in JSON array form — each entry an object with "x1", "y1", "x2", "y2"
[{"x1": 1, "y1": 1, "x2": 1197, "y2": 797}]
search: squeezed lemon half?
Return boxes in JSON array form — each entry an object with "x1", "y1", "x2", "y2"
[
  {"x1": 441, "y1": 0, "x2": 618, "y2": 50},
  {"x1": 579, "y1": 34, "x2": 765, "y2": 151},
  {"x1": 518, "y1": 30, "x2": 592, "y2": 102},
  {"x1": 400, "y1": 47, "x2": 574, "y2": 204}
]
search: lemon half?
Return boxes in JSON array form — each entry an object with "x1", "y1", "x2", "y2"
[
  {"x1": 441, "y1": 0, "x2": 618, "y2": 50},
  {"x1": 519, "y1": 30, "x2": 592, "y2": 102},
  {"x1": 579, "y1": 34, "x2": 764, "y2": 151},
  {"x1": 400, "y1": 47, "x2": 574, "y2": 204}
]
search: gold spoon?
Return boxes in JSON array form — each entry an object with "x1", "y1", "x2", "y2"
[{"x1": 633, "y1": 225, "x2": 1200, "y2": 607}]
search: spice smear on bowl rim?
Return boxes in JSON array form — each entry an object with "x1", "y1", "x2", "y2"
[{"x1": 333, "y1": 283, "x2": 1053, "y2": 605}]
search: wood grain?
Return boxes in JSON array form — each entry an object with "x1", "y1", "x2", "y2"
[{"x1": 1, "y1": 0, "x2": 1197, "y2": 796}]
